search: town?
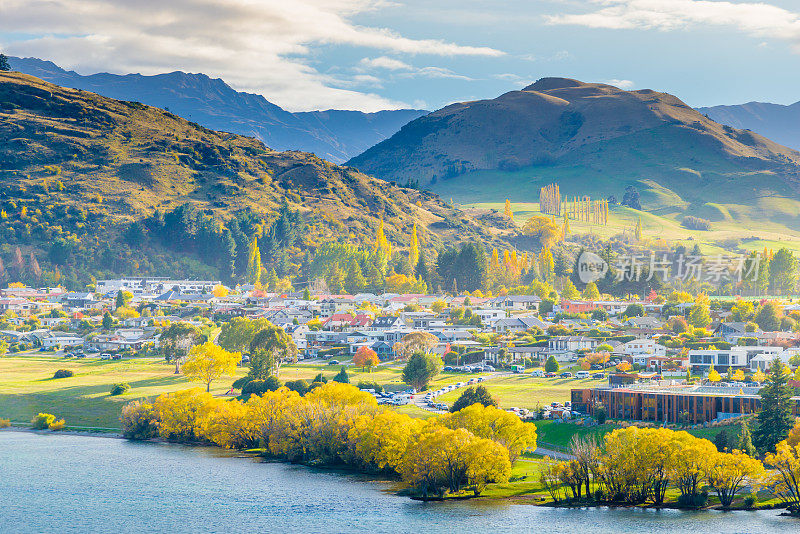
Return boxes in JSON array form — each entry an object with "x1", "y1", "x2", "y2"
[{"x1": 3, "y1": 276, "x2": 799, "y2": 423}]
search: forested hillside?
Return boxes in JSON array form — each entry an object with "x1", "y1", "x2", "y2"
[{"x1": 0, "y1": 72, "x2": 510, "y2": 290}]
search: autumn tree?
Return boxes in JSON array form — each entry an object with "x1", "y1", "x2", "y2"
[
  {"x1": 402, "y1": 351, "x2": 442, "y2": 391},
  {"x1": 764, "y1": 438, "x2": 800, "y2": 514},
  {"x1": 160, "y1": 323, "x2": 202, "y2": 373},
  {"x1": 523, "y1": 216, "x2": 561, "y2": 248},
  {"x1": 394, "y1": 331, "x2": 438, "y2": 360},
  {"x1": 409, "y1": 223, "x2": 420, "y2": 271},
  {"x1": 504, "y1": 199, "x2": 513, "y2": 221},
  {"x1": 353, "y1": 346, "x2": 380, "y2": 371},
  {"x1": 688, "y1": 293, "x2": 711, "y2": 328},
  {"x1": 438, "y1": 403, "x2": 537, "y2": 463},
  {"x1": 706, "y1": 450, "x2": 764, "y2": 508},
  {"x1": 245, "y1": 237, "x2": 262, "y2": 285},
  {"x1": 182, "y1": 341, "x2": 241, "y2": 392},
  {"x1": 582, "y1": 282, "x2": 600, "y2": 300}
]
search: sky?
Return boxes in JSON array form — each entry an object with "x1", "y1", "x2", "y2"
[{"x1": 1, "y1": 0, "x2": 800, "y2": 112}]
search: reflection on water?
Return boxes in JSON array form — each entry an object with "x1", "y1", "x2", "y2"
[{"x1": 0, "y1": 432, "x2": 794, "y2": 533}]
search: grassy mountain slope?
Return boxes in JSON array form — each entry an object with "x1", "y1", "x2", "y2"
[
  {"x1": 8, "y1": 56, "x2": 427, "y2": 163},
  {"x1": 0, "y1": 72, "x2": 508, "y2": 286},
  {"x1": 698, "y1": 100, "x2": 800, "y2": 152},
  {"x1": 348, "y1": 78, "x2": 800, "y2": 228}
]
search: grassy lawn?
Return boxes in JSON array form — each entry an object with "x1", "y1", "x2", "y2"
[
  {"x1": 436, "y1": 373, "x2": 596, "y2": 411},
  {"x1": 0, "y1": 355, "x2": 482, "y2": 429},
  {"x1": 0, "y1": 353, "x2": 251, "y2": 428}
]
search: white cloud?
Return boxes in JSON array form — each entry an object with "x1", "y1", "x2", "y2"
[
  {"x1": 409, "y1": 66, "x2": 474, "y2": 80},
  {"x1": 604, "y1": 78, "x2": 635, "y2": 89},
  {"x1": 546, "y1": 0, "x2": 800, "y2": 52},
  {"x1": 358, "y1": 56, "x2": 474, "y2": 81},
  {"x1": 359, "y1": 56, "x2": 413, "y2": 70},
  {"x1": 0, "y1": 0, "x2": 503, "y2": 111}
]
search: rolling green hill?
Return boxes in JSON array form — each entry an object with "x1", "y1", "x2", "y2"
[
  {"x1": 348, "y1": 78, "x2": 800, "y2": 235},
  {"x1": 0, "y1": 72, "x2": 510, "y2": 288}
]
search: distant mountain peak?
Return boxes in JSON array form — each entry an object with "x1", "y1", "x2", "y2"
[{"x1": 522, "y1": 77, "x2": 586, "y2": 92}]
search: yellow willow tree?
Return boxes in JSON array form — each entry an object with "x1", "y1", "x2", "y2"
[
  {"x1": 504, "y1": 199, "x2": 513, "y2": 221},
  {"x1": 409, "y1": 223, "x2": 419, "y2": 270},
  {"x1": 706, "y1": 449, "x2": 764, "y2": 508},
  {"x1": 436, "y1": 403, "x2": 537, "y2": 463},
  {"x1": 375, "y1": 219, "x2": 392, "y2": 258},
  {"x1": 181, "y1": 341, "x2": 242, "y2": 392},
  {"x1": 764, "y1": 439, "x2": 800, "y2": 512}
]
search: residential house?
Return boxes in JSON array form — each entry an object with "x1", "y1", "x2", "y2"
[{"x1": 489, "y1": 295, "x2": 541, "y2": 311}]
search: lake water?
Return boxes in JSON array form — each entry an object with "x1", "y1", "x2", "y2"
[{"x1": 0, "y1": 431, "x2": 795, "y2": 533}]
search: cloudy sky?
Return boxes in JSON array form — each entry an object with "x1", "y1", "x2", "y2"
[{"x1": 2, "y1": 0, "x2": 800, "y2": 111}]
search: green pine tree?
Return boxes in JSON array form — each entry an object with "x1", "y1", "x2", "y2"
[
  {"x1": 753, "y1": 358, "x2": 794, "y2": 453},
  {"x1": 245, "y1": 238, "x2": 262, "y2": 285},
  {"x1": 344, "y1": 258, "x2": 366, "y2": 294}
]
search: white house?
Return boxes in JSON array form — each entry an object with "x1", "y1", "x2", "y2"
[
  {"x1": 622, "y1": 339, "x2": 666, "y2": 366},
  {"x1": 42, "y1": 334, "x2": 84, "y2": 350}
]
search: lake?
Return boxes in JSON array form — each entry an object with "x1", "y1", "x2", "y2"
[{"x1": 0, "y1": 431, "x2": 795, "y2": 533}]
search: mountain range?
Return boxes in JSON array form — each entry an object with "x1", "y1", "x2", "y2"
[
  {"x1": 7, "y1": 57, "x2": 427, "y2": 163},
  {"x1": 348, "y1": 78, "x2": 800, "y2": 226},
  {"x1": 698, "y1": 101, "x2": 800, "y2": 152}
]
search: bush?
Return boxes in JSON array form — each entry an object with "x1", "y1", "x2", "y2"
[
  {"x1": 120, "y1": 400, "x2": 158, "y2": 440},
  {"x1": 241, "y1": 376, "x2": 282, "y2": 397},
  {"x1": 677, "y1": 490, "x2": 709, "y2": 508},
  {"x1": 48, "y1": 419, "x2": 66, "y2": 431},
  {"x1": 31, "y1": 413, "x2": 56, "y2": 429},
  {"x1": 0, "y1": 418, "x2": 10, "y2": 428},
  {"x1": 284, "y1": 379, "x2": 309, "y2": 395},
  {"x1": 595, "y1": 404, "x2": 608, "y2": 425},
  {"x1": 682, "y1": 216, "x2": 711, "y2": 231},
  {"x1": 333, "y1": 367, "x2": 350, "y2": 384},
  {"x1": 110, "y1": 383, "x2": 131, "y2": 396},
  {"x1": 53, "y1": 369, "x2": 74, "y2": 379},
  {"x1": 232, "y1": 376, "x2": 252, "y2": 390},
  {"x1": 450, "y1": 385, "x2": 497, "y2": 413},
  {"x1": 743, "y1": 494, "x2": 757, "y2": 508}
]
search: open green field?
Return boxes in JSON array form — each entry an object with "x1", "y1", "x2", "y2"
[
  {"x1": 0, "y1": 354, "x2": 487, "y2": 429},
  {"x1": 436, "y1": 373, "x2": 594, "y2": 411},
  {"x1": 437, "y1": 165, "x2": 800, "y2": 255}
]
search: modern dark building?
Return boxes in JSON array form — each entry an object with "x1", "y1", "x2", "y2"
[{"x1": 572, "y1": 384, "x2": 800, "y2": 424}]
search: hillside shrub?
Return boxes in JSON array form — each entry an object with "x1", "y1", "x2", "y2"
[
  {"x1": 31, "y1": 413, "x2": 56, "y2": 429},
  {"x1": 241, "y1": 376, "x2": 282, "y2": 397},
  {"x1": 110, "y1": 383, "x2": 131, "y2": 396},
  {"x1": 53, "y1": 369, "x2": 74, "y2": 379},
  {"x1": 48, "y1": 419, "x2": 66, "y2": 431},
  {"x1": 682, "y1": 216, "x2": 711, "y2": 231},
  {"x1": 284, "y1": 379, "x2": 309, "y2": 395}
]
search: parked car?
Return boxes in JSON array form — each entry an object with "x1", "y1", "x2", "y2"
[
  {"x1": 100, "y1": 353, "x2": 111, "y2": 360},
  {"x1": 560, "y1": 372, "x2": 573, "y2": 378},
  {"x1": 575, "y1": 371, "x2": 590, "y2": 379},
  {"x1": 591, "y1": 364, "x2": 604, "y2": 370},
  {"x1": 443, "y1": 366, "x2": 454, "y2": 372},
  {"x1": 75, "y1": 353, "x2": 86, "y2": 359},
  {"x1": 111, "y1": 354, "x2": 122, "y2": 360},
  {"x1": 530, "y1": 370, "x2": 544, "y2": 377},
  {"x1": 63, "y1": 353, "x2": 74, "y2": 359},
  {"x1": 591, "y1": 373, "x2": 605, "y2": 379},
  {"x1": 327, "y1": 360, "x2": 340, "y2": 365}
]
